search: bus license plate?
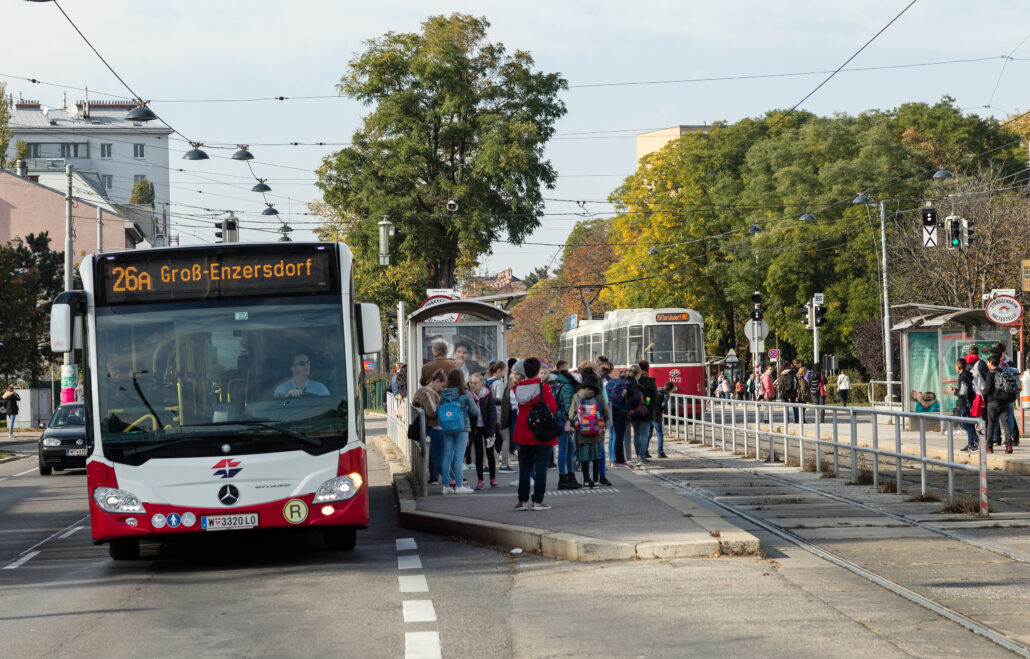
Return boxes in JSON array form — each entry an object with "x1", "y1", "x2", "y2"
[
  {"x1": 201, "y1": 513, "x2": 258, "y2": 531},
  {"x1": 66, "y1": 448, "x2": 87, "y2": 456}
]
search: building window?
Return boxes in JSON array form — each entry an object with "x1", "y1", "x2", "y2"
[
  {"x1": 100, "y1": 143, "x2": 112, "y2": 159},
  {"x1": 60, "y1": 144, "x2": 81, "y2": 158},
  {"x1": 28, "y1": 143, "x2": 41, "y2": 158},
  {"x1": 133, "y1": 143, "x2": 145, "y2": 158},
  {"x1": 134, "y1": 175, "x2": 147, "y2": 185},
  {"x1": 101, "y1": 175, "x2": 113, "y2": 190}
]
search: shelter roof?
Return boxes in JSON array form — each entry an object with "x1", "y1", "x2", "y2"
[
  {"x1": 407, "y1": 299, "x2": 512, "y2": 324},
  {"x1": 891, "y1": 303, "x2": 992, "y2": 330}
]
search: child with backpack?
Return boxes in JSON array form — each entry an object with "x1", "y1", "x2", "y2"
[
  {"x1": 567, "y1": 370, "x2": 611, "y2": 488},
  {"x1": 437, "y1": 369, "x2": 479, "y2": 494},
  {"x1": 512, "y1": 357, "x2": 559, "y2": 510}
]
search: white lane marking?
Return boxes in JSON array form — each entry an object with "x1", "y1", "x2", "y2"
[
  {"x1": 58, "y1": 526, "x2": 84, "y2": 539},
  {"x1": 14, "y1": 467, "x2": 36, "y2": 476},
  {"x1": 397, "y1": 554, "x2": 422, "y2": 570},
  {"x1": 402, "y1": 600, "x2": 437, "y2": 623},
  {"x1": 399, "y1": 575, "x2": 429, "y2": 593},
  {"x1": 404, "y1": 631, "x2": 442, "y2": 659},
  {"x1": 17, "y1": 515, "x2": 89, "y2": 557},
  {"x1": 3, "y1": 551, "x2": 40, "y2": 570},
  {"x1": 396, "y1": 537, "x2": 418, "y2": 551},
  {"x1": 0, "y1": 478, "x2": 7, "y2": 483}
]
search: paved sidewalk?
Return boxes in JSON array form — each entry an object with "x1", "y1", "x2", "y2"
[{"x1": 368, "y1": 417, "x2": 759, "y2": 562}]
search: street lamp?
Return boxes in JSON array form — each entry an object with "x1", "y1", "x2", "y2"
[{"x1": 852, "y1": 193, "x2": 894, "y2": 401}]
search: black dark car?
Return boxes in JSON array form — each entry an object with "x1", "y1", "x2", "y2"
[{"x1": 38, "y1": 403, "x2": 91, "y2": 475}]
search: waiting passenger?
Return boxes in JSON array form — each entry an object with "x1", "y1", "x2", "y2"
[{"x1": 274, "y1": 352, "x2": 329, "y2": 398}]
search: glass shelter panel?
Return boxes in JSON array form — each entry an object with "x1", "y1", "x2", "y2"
[{"x1": 420, "y1": 324, "x2": 499, "y2": 379}]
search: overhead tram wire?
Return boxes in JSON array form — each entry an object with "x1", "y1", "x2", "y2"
[{"x1": 764, "y1": 0, "x2": 919, "y2": 133}]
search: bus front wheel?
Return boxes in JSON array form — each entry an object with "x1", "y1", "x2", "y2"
[
  {"x1": 324, "y1": 528, "x2": 356, "y2": 551},
  {"x1": 109, "y1": 538, "x2": 140, "y2": 560}
]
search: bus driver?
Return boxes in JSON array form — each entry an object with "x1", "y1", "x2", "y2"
[{"x1": 275, "y1": 352, "x2": 330, "y2": 398}]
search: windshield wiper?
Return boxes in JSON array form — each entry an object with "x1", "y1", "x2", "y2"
[{"x1": 181, "y1": 420, "x2": 323, "y2": 447}]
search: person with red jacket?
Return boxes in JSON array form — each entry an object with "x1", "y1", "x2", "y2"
[{"x1": 512, "y1": 357, "x2": 558, "y2": 511}]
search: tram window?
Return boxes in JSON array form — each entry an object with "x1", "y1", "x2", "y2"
[
  {"x1": 673, "y1": 324, "x2": 701, "y2": 363},
  {"x1": 576, "y1": 335, "x2": 589, "y2": 365},
  {"x1": 603, "y1": 330, "x2": 614, "y2": 360},
  {"x1": 615, "y1": 327, "x2": 627, "y2": 365},
  {"x1": 628, "y1": 325, "x2": 643, "y2": 363},
  {"x1": 591, "y1": 333, "x2": 602, "y2": 362},
  {"x1": 645, "y1": 325, "x2": 674, "y2": 364}
]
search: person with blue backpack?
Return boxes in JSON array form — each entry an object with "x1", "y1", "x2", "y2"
[
  {"x1": 566, "y1": 368, "x2": 610, "y2": 488},
  {"x1": 605, "y1": 367, "x2": 635, "y2": 468},
  {"x1": 437, "y1": 368, "x2": 479, "y2": 493}
]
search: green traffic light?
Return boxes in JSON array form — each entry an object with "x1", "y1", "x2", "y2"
[{"x1": 952, "y1": 238, "x2": 960, "y2": 246}]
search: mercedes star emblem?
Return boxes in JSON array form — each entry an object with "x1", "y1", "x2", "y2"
[{"x1": 218, "y1": 484, "x2": 240, "y2": 506}]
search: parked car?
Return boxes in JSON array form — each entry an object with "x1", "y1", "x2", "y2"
[{"x1": 38, "y1": 403, "x2": 91, "y2": 475}]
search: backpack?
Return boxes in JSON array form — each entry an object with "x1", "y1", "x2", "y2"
[
  {"x1": 995, "y1": 368, "x2": 1021, "y2": 404},
  {"x1": 438, "y1": 397, "x2": 464, "y2": 432},
  {"x1": 576, "y1": 396, "x2": 602, "y2": 436},
  {"x1": 807, "y1": 371, "x2": 823, "y2": 395},
  {"x1": 628, "y1": 389, "x2": 648, "y2": 418},
  {"x1": 605, "y1": 378, "x2": 629, "y2": 413},
  {"x1": 527, "y1": 391, "x2": 563, "y2": 442},
  {"x1": 779, "y1": 370, "x2": 797, "y2": 396}
]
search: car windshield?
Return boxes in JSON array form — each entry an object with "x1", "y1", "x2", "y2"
[
  {"x1": 49, "y1": 405, "x2": 85, "y2": 428},
  {"x1": 94, "y1": 296, "x2": 349, "y2": 462}
]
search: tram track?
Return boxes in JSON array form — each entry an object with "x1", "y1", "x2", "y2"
[{"x1": 647, "y1": 446, "x2": 1030, "y2": 657}]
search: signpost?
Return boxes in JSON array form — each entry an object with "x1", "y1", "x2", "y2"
[
  {"x1": 768, "y1": 348, "x2": 779, "y2": 361},
  {"x1": 744, "y1": 319, "x2": 769, "y2": 379},
  {"x1": 985, "y1": 292, "x2": 1025, "y2": 434}
]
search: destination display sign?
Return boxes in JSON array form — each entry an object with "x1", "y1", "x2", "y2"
[
  {"x1": 656, "y1": 312, "x2": 692, "y2": 322},
  {"x1": 97, "y1": 246, "x2": 337, "y2": 304}
]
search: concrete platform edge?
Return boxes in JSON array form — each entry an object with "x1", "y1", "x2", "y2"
[{"x1": 371, "y1": 433, "x2": 760, "y2": 561}]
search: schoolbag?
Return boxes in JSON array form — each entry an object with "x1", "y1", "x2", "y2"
[
  {"x1": 527, "y1": 391, "x2": 563, "y2": 442},
  {"x1": 807, "y1": 372, "x2": 823, "y2": 394},
  {"x1": 628, "y1": 389, "x2": 648, "y2": 418},
  {"x1": 438, "y1": 397, "x2": 464, "y2": 432},
  {"x1": 995, "y1": 368, "x2": 1021, "y2": 403},
  {"x1": 576, "y1": 396, "x2": 602, "y2": 436},
  {"x1": 605, "y1": 378, "x2": 629, "y2": 413},
  {"x1": 779, "y1": 370, "x2": 797, "y2": 395}
]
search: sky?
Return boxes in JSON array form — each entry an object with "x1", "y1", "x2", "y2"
[{"x1": 4, "y1": 0, "x2": 1029, "y2": 281}]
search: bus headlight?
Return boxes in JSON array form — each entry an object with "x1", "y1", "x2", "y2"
[
  {"x1": 313, "y1": 473, "x2": 364, "y2": 503},
  {"x1": 93, "y1": 487, "x2": 146, "y2": 514}
]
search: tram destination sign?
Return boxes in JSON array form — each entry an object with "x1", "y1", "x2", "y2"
[
  {"x1": 97, "y1": 246, "x2": 336, "y2": 304},
  {"x1": 656, "y1": 312, "x2": 691, "y2": 322}
]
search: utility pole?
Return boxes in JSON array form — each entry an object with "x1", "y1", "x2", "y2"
[
  {"x1": 64, "y1": 165, "x2": 74, "y2": 369},
  {"x1": 880, "y1": 200, "x2": 894, "y2": 401},
  {"x1": 97, "y1": 207, "x2": 103, "y2": 253}
]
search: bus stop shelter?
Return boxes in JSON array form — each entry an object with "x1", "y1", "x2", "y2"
[
  {"x1": 892, "y1": 304, "x2": 1012, "y2": 428},
  {"x1": 405, "y1": 299, "x2": 512, "y2": 392}
]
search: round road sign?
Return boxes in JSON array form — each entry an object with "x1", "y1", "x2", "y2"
[
  {"x1": 985, "y1": 295, "x2": 1022, "y2": 327},
  {"x1": 768, "y1": 348, "x2": 779, "y2": 360}
]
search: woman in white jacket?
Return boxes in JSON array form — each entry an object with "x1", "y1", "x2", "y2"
[{"x1": 836, "y1": 372, "x2": 851, "y2": 407}]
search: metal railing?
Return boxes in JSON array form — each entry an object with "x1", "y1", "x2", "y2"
[
  {"x1": 867, "y1": 380, "x2": 902, "y2": 409},
  {"x1": 385, "y1": 392, "x2": 427, "y2": 497},
  {"x1": 665, "y1": 394, "x2": 989, "y2": 516}
]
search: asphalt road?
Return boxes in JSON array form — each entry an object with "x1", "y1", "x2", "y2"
[{"x1": 0, "y1": 424, "x2": 1018, "y2": 658}]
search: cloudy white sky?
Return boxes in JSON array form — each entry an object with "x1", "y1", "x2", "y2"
[{"x1": 4, "y1": 1, "x2": 1029, "y2": 278}]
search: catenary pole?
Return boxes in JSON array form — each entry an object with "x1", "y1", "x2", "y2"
[
  {"x1": 880, "y1": 200, "x2": 894, "y2": 402},
  {"x1": 64, "y1": 165, "x2": 74, "y2": 368}
]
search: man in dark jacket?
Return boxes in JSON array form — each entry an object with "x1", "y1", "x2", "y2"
[
  {"x1": 632, "y1": 362, "x2": 659, "y2": 463},
  {"x1": 949, "y1": 358, "x2": 978, "y2": 452},
  {"x1": 420, "y1": 341, "x2": 458, "y2": 386},
  {"x1": 549, "y1": 362, "x2": 580, "y2": 489},
  {"x1": 983, "y1": 355, "x2": 1015, "y2": 454}
]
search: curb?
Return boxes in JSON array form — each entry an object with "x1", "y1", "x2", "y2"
[
  {"x1": 371, "y1": 434, "x2": 760, "y2": 561},
  {"x1": 0, "y1": 454, "x2": 29, "y2": 465}
]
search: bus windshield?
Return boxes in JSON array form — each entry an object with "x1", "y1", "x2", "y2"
[
  {"x1": 644, "y1": 324, "x2": 702, "y2": 364},
  {"x1": 95, "y1": 295, "x2": 349, "y2": 463}
]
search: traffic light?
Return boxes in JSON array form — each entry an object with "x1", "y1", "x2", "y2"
[
  {"x1": 214, "y1": 219, "x2": 226, "y2": 242},
  {"x1": 800, "y1": 304, "x2": 812, "y2": 329},
  {"x1": 225, "y1": 217, "x2": 238, "y2": 243},
  {"x1": 921, "y1": 207, "x2": 937, "y2": 228},
  {"x1": 946, "y1": 216, "x2": 961, "y2": 249},
  {"x1": 386, "y1": 310, "x2": 398, "y2": 332},
  {"x1": 813, "y1": 304, "x2": 826, "y2": 327},
  {"x1": 751, "y1": 291, "x2": 762, "y2": 304},
  {"x1": 751, "y1": 291, "x2": 762, "y2": 321},
  {"x1": 750, "y1": 307, "x2": 763, "y2": 321},
  {"x1": 961, "y1": 218, "x2": 974, "y2": 249}
]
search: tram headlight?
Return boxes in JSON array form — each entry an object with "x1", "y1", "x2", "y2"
[
  {"x1": 92, "y1": 486, "x2": 146, "y2": 514},
  {"x1": 313, "y1": 473, "x2": 364, "y2": 503}
]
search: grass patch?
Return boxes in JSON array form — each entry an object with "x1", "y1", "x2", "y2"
[
  {"x1": 801, "y1": 457, "x2": 831, "y2": 473},
  {"x1": 0, "y1": 451, "x2": 13, "y2": 459},
  {"x1": 708, "y1": 529, "x2": 721, "y2": 539},
  {"x1": 938, "y1": 495, "x2": 993, "y2": 515},
  {"x1": 784, "y1": 458, "x2": 801, "y2": 468},
  {"x1": 847, "y1": 469, "x2": 874, "y2": 486},
  {"x1": 877, "y1": 480, "x2": 899, "y2": 494},
  {"x1": 907, "y1": 493, "x2": 941, "y2": 503},
  {"x1": 688, "y1": 438, "x2": 702, "y2": 445}
]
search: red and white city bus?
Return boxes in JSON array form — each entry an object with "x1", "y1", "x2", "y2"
[
  {"x1": 49, "y1": 242, "x2": 381, "y2": 560},
  {"x1": 558, "y1": 308, "x2": 706, "y2": 395}
]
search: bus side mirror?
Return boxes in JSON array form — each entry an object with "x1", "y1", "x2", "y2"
[
  {"x1": 50, "y1": 291, "x2": 87, "y2": 353},
  {"x1": 355, "y1": 303, "x2": 382, "y2": 354}
]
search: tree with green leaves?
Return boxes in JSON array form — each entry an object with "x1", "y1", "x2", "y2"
[
  {"x1": 315, "y1": 13, "x2": 567, "y2": 311},
  {"x1": 0, "y1": 233, "x2": 66, "y2": 386},
  {"x1": 0, "y1": 84, "x2": 12, "y2": 169},
  {"x1": 130, "y1": 177, "x2": 155, "y2": 206},
  {"x1": 521, "y1": 265, "x2": 550, "y2": 291}
]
